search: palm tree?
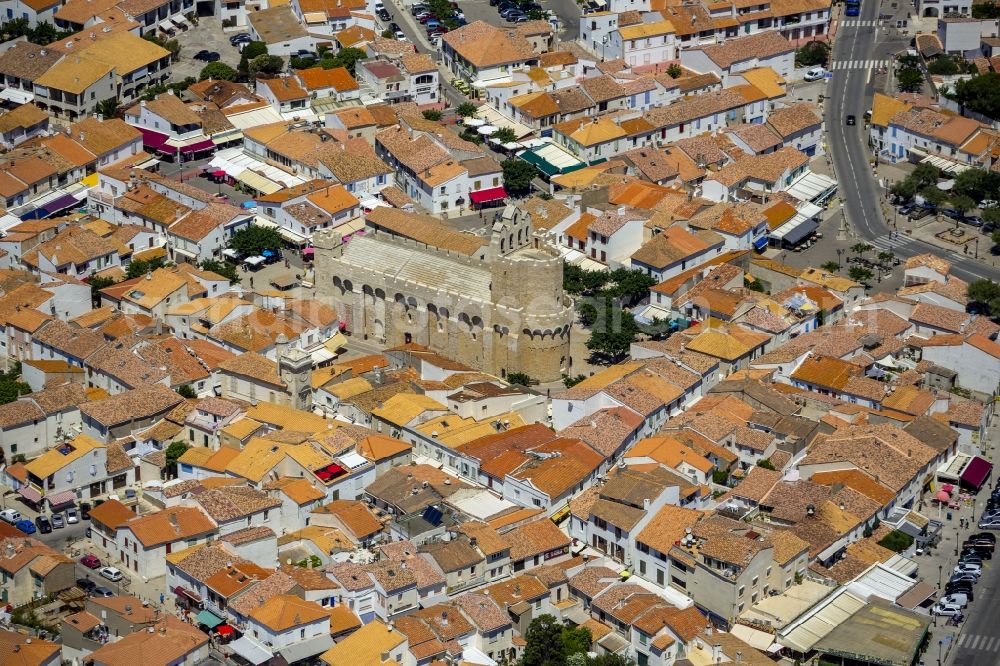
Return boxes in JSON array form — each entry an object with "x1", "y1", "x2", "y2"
[
  {"x1": 877, "y1": 251, "x2": 895, "y2": 267},
  {"x1": 820, "y1": 261, "x2": 841, "y2": 273},
  {"x1": 851, "y1": 242, "x2": 873, "y2": 257}
]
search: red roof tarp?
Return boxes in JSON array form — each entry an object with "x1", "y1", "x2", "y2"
[
  {"x1": 469, "y1": 187, "x2": 507, "y2": 204},
  {"x1": 180, "y1": 139, "x2": 216, "y2": 154},
  {"x1": 216, "y1": 625, "x2": 235, "y2": 636},
  {"x1": 139, "y1": 128, "x2": 169, "y2": 150},
  {"x1": 961, "y1": 456, "x2": 993, "y2": 489}
]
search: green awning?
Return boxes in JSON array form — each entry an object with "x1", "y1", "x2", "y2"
[
  {"x1": 519, "y1": 149, "x2": 560, "y2": 177},
  {"x1": 196, "y1": 610, "x2": 224, "y2": 628}
]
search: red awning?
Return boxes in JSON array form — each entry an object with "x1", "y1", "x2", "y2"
[
  {"x1": 469, "y1": 186, "x2": 507, "y2": 204},
  {"x1": 18, "y1": 486, "x2": 41, "y2": 503},
  {"x1": 46, "y1": 490, "x2": 76, "y2": 507},
  {"x1": 961, "y1": 456, "x2": 993, "y2": 489},
  {"x1": 139, "y1": 128, "x2": 169, "y2": 150},
  {"x1": 216, "y1": 625, "x2": 235, "y2": 636},
  {"x1": 173, "y1": 586, "x2": 203, "y2": 603},
  {"x1": 212, "y1": 170, "x2": 226, "y2": 177},
  {"x1": 180, "y1": 139, "x2": 215, "y2": 154}
]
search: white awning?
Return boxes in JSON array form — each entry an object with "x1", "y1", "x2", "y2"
[
  {"x1": 311, "y1": 347, "x2": 335, "y2": 364},
  {"x1": 231, "y1": 637, "x2": 273, "y2": 665},
  {"x1": 731, "y1": 624, "x2": 775, "y2": 651},
  {"x1": 277, "y1": 226, "x2": 309, "y2": 244},
  {"x1": 158, "y1": 20, "x2": 174, "y2": 31},
  {"x1": 277, "y1": 634, "x2": 333, "y2": 663},
  {"x1": 785, "y1": 171, "x2": 838, "y2": 204},
  {"x1": 0, "y1": 88, "x2": 33, "y2": 104},
  {"x1": 244, "y1": 255, "x2": 267, "y2": 266},
  {"x1": 171, "y1": 14, "x2": 188, "y2": 26},
  {"x1": 475, "y1": 105, "x2": 533, "y2": 139}
]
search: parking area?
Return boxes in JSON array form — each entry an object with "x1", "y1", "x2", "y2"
[{"x1": 169, "y1": 17, "x2": 244, "y2": 82}]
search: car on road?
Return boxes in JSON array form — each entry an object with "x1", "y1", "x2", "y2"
[
  {"x1": 940, "y1": 208, "x2": 961, "y2": 219},
  {"x1": 962, "y1": 546, "x2": 992, "y2": 560},
  {"x1": 940, "y1": 593, "x2": 970, "y2": 608},
  {"x1": 845, "y1": 115, "x2": 856, "y2": 126},
  {"x1": 93, "y1": 586, "x2": 115, "y2": 597},
  {"x1": 424, "y1": 18, "x2": 442, "y2": 28},
  {"x1": 972, "y1": 532, "x2": 996, "y2": 543},
  {"x1": 51, "y1": 513, "x2": 64, "y2": 528},
  {"x1": 80, "y1": 502, "x2": 91, "y2": 520},
  {"x1": 228, "y1": 33, "x2": 250, "y2": 45},
  {"x1": 34, "y1": 516, "x2": 51, "y2": 534},
  {"x1": 14, "y1": 519, "x2": 36, "y2": 534},
  {"x1": 949, "y1": 572, "x2": 979, "y2": 584},
  {"x1": 909, "y1": 206, "x2": 933, "y2": 220},
  {"x1": 932, "y1": 602, "x2": 964, "y2": 617},
  {"x1": 962, "y1": 215, "x2": 983, "y2": 227},
  {"x1": 954, "y1": 563, "x2": 982, "y2": 576},
  {"x1": 978, "y1": 519, "x2": 1000, "y2": 529},
  {"x1": 898, "y1": 204, "x2": 915, "y2": 216},
  {"x1": 66, "y1": 507, "x2": 79, "y2": 524},
  {"x1": 394, "y1": 30, "x2": 406, "y2": 39},
  {"x1": 194, "y1": 50, "x2": 221, "y2": 62},
  {"x1": 0, "y1": 509, "x2": 21, "y2": 524},
  {"x1": 76, "y1": 578, "x2": 97, "y2": 593},
  {"x1": 946, "y1": 582, "x2": 974, "y2": 599},
  {"x1": 80, "y1": 554, "x2": 102, "y2": 569},
  {"x1": 376, "y1": 8, "x2": 391, "y2": 20},
  {"x1": 389, "y1": 21, "x2": 401, "y2": 31},
  {"x1": 411, "y1": 3, "x2": 427, "y2": 13},
  {"x1": 99, "y1": 566, "x2": 123, "y2": 582},
  {"x1": 804, "y1": 66, "x2": 826, "y2": 81}
]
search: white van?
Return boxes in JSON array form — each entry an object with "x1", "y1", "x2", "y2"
[{"x1": 804, "y1": 66, "x2": 827, "y2": 81}]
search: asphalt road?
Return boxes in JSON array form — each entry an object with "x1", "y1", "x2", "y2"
[
  {"x1": 825, "y1": 4, "x2": 1000, "y2": 284},
  {"x1": 947, "y1": 556, "x2": 1000, "y2": 665}
]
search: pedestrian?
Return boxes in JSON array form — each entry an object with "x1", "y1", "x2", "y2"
[
  {"x1": 160, "y1": 592, "x2": 164, "y2": 605},
  {"x1": 249, "y1": 276, "x2": 254, "y2": 288}
]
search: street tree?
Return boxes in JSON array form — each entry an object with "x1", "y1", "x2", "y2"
[
  {"x1": 968, "y1": 278, "x2": 1000, "y2": 316},
  {"x1": 821, "y1": 260, "x2": 841, "y2": 273},
  {"x1": 919, "y1": 185, "x2": 948, "y2": 208},
  {"x1": 951, "y1": 194, "x2": 976, "y2": 217},
  {"x1": 850, "y1": 242, "x2": 873, "y2": 257},
  {"x1": 501, "y1": 158, "x2": 536, "y2": 196},
  {"x1": 520, "y1": 615, "x2": 567, "y2": 666},
  {"x1": 95, "y1": 98, "x2": 119, "y2": 119},
  {"x1": 228, "y1": 224, "x2": 283, "y2": 256},
  {"x1": 876, "y1": 251, "x2": 895, "y2": 267},
  {"x1": 249, "y1": 54, "x2": 284, "y2": 77},
  {"x1": 326, "y1": 47, "x2": 366, "y2": 74},
  {"x1": 795, "y1": 40, "x2": 830, "y2": 67},
  {"x1": 456, "y1": 102, "x2": 478, "y2": 117},
  {"x1": 912, "y1": 163, "x2": 940, "y2": 188},
  {"x1": 897, "y1": 67, "x2": 924, "y2": 92},
  {"x1": 493, "y1": 127, "x2": 518, "y2": 144},
  {"x1": 200, "y1": 62, "x2": 237, "y2": 81},
  {"x1": 848, "y1": 266, "x2": 874, "y2": 285}
]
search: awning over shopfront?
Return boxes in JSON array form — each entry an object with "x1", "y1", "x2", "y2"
[
  {"x1": 961, "y1": 456, "x2": 993, "y2": 489},
  {"x1": 18, "y1": 486, "x2": 42, "y2": 503},
  {"x1": 41, "y1": 193, "x2": 78, "y2": 216},
  {"x1": 277, "y1": 633, "x2": 333, "y2": 663},
  {"x1": 139, "y1": 128, "x2": 169, "y2": 151},
  {"x1": 469, "y1": 187, "x2": 507, "y2": 204},
  {"x1": 45, "y1": 490, "x2": 76, "y2": 508},
  {"x1": 179, "y1": 139, "x2": 215, "y2": 155},
  {"x1": 172, "y1": 585, "x2": 202, "y2": 603},
  {"x1": 753, "y1": 236, "x2": 769, "y2": 250},
  {"x1": 277, "y1": 226, "x2": 308, "y2": 245},
  {"x1": 196, "y1": 610, "x2": 224, "y2": 629},
  {"x1": 231, "y1": 636, "x2": 273, "y2": 665},
  {"x1": 158, "y1": 19, "x2": 174, "y2": 32},
  {"x1": 519, "y1": 146, "x2": 585, "y2": 177},
  {"x1": 236, "y1": 170, "x2": 281, "y2": 195},
  {"x1": 0, "y1": 88, "x2": 33, "y2": 104}
]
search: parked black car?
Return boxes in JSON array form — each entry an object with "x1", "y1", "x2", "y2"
[
  {"x1": 80, "y1": 502, "x2": 92, "y2": 520},
  {"x1": 76, "y1": 578, "x2": 97, "y2": 593},
  {"x1": 34, "y1": 516, "x2": 51, "y2": 534}
]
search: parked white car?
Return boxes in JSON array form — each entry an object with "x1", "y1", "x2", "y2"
[
  {"x1": 0, "y1": 509, "x2": 21, "y2": 524},
  {"x1": 804, "y1": 66, "x2": 827, "y2": 81},
  {"x1": 939, "y1": 594, "x2": 969, "y2": 608},
  {"x1": 932, "y1": 602, "x2": 963, "y2": 617},
  {"x1": 953, "y1": 563, "x2": 982, "y2": 576},
  {"x1": 99, "y1": 566, "x2": 124, "y2": 582}
]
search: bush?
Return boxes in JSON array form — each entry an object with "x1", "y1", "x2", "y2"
[
  {"x1": 927, "y1": 56, "x2": 960, "y2": 76},
  {"x1": 507, "y1": 372, "x2": 532, "y2": 386},
  {"x1": 422, "y1": 109, "x2": 442, "y2": 121},
  {"x1": 712, "y1": 470, "x2": 729, "y2": 485},
  {"x1": 796, "y1": 40, "x2": 830, "y2": 67},
  {"x1": 199, "y1": 62, "x2": 237, "y2": 81},
  {"x1": 877, "y1": 529, "x2": 914, "y2": 553}
]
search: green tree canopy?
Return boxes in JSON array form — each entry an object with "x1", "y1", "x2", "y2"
[
  {"x1": 0, "y1": 362, "x2": 30, "y2": 405},
  {"x1": 928, "y1": 56, "x2": 960, "y2": 76},
  {"x1": 890, "y1": 177, "x2": 917, "y2": 201},
  {"x1": 422, "y1": 109, "x2": 443, "y2": 121},
  {"x1": 493, "y1": 127, "x2": 518, "y2": 144},
  {"x1": 585, "y1": 296, "x2": 639, "y2": 362},
  {"x1": 95, "y1": 98, "x2": 119, "y2": 119},
  {"x1": 326, "y1": 47, "x2": 366, "y2": 74},
  {"x1": 228, "y1": 224, "x2": 283, "y2": 256},
  {"x1": 912, "y1": 162, "x2": 941, "y2": 188},
  {"x1": 165, "y1": 441, "x2": 190, "y2": 468},
  {"x1": 968, "y1": 278, "x2": 1000, "y2": 316},
  {"x1": 126, "y1": 256, "x2": 165, "y2": 280},
  {"x1": 820, "y1": 260, "x2": 841, "y2": 273},
  {"x1": 249, "y1": 54, "x2": 284, "y2": 77},
  {"x1": 795, "y1": 40, "x2": 830, "y2": 67},
  {"x1": 848, "y1": 266, "x2": 874, "y2": 285},
  {"x1": 520, "y1": 615, "x2": 567, "y2": 666},
  {"x1": 199, "y1": 259, "x2": 240, "y2": 283},
  {"x1": 951, "y1": 194, "x2": 976, "y2": 216},
  {"x1": 606, "y1": 267, "x2": 656, "y2": 305},
  {"x1": 953, "y1": 168, "x2": 1000, "y2": 202},
  {"x1": 176, "y1": 385, "x2": 197, "y2": 399},
  {"x1": 919, "y1": 185, "x2": 948, "y2": 207},
  {"x1": 502, "y1": 158, "x2": 536, "y2": 197},
  {"x1": 954, "y1": 72, "x2": 1000, "y2": 121},
  {"x1": 897, "y1": 67, "x2": 924, "y2": 93},
  {"x1": 666, "y1": 63, "x2": 682, "y2": 78},
  {"x1": 456, "y1": 102, "x2": 478, "y2": 117},
  {"x1": 200, "y1": 62, "x2": 237, "y2": 81}
]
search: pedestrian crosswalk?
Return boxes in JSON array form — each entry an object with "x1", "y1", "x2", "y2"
[
  {"x1": 867, "y1": 233, "x2": 911, "y2": 251},
  {"x1": 957, "y1": 634, "x2": 1000, "y2": 653},
  {"x1": 839, "y1": 18, "x2": 882, "y2": 27},
  {"x1": 829, "y1": 59, "x2": 893, "y2": 71}
]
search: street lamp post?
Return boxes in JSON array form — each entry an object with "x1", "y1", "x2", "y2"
[
  {"x1": 939, "y1": 638, "x2": 943, "y2": 666},
  {"x1": 836, "y1": 248, "x2": 844, "y2": 268}
]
